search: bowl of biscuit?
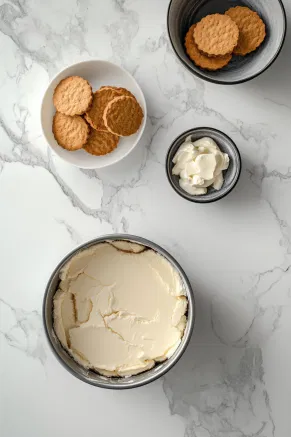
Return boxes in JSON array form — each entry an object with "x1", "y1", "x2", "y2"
[
  {"x1": 167, "y1": 0, "x2": 286, "y2": 84},
  {"x1": 41, "y1": 60, "x2": 147, "y2": 168}
]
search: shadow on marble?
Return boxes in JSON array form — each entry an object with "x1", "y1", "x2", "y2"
[
  {"x1": 162, "y1": 281, "x2": 276, "y2": 435},
  {"x1": 213, "y1": 155, "x2": 263, "y2": 212},
  {"x1": 96, "y1": 118, "x2": 153, "y2": 187},
  {"x1": 241, "y1": 27, "x2": 291, "y2": 107}
]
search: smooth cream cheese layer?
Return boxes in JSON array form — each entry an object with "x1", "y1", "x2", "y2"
[{"x1": 53, "y1": 241, "x2": 188, "y2": 377}]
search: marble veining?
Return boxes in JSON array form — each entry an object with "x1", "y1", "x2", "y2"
[{"x1": 0, "y1": 0, "x2": 291, "y2": 436}]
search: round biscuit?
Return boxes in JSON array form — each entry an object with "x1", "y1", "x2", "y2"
[
  {"x1": 85, "y1": 88, "x2": 120, "y2": 131},
  {"x1": 100, "y1": 86, "x2": 136, "y2": 99},
  {"x1": 103, "y1": 96, "x2": 144, "y2": 137},
  {"x1": 225, "y1": 6, "x2": 266, "y2": 56},
  {"x1": 53, "y1": 112, "x2": 89, "y2": 151},
  {"x1": 83, "y1": 130, "x2": 119, "y2": 156},
  {"x1": 185, "y1": 24, "x2": 232, "y2": 70},
  {"x1": 53, "y1": 76, "x2": 93, "y2": 116},
  {"x1": 193, "y1": 14, "x2": 239, "y2": 57}
]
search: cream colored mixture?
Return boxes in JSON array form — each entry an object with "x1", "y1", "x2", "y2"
[
  {"x1": 172, "y1": 136, "x2": 230, "y2": 195},
  {"x1": 53, "y1": 241, "x2": 187, "y2": 377}
]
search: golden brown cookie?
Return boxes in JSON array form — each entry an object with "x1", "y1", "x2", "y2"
[
  {"x1": 53, "y1": 76, "x2": 93, "y2": 116},
  {"x1": 83, "y1": 130, "x2": 119, "y2": 156},
  {"x1": 100, "y1": 86, "x2": 136, "y2": 99},
  {"x1": 225, "y1": 6, "x2": 266, "y2": 56},
  {"x1": 193, "y1": 14, "x2": 239, "y2": 57},
  {"x1": 115, "y1": 87, "x2": 136, "y2": 98},
  {"x1": 185, "y1": 24, "x2": 232, "y2": 70},
  {"x1": 53, "y1": 112, "x2": 89, "y2": 151},
  {"x1": 85, "y1": 87, "x2": 120, "y2": 131},
  {"x1": 103, "y1": 96, "x2": 143, "y2": 137}
]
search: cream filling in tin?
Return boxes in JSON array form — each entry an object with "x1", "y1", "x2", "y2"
[{"x1": 53, "y1": 241, "x2": 187, "y2": 377}]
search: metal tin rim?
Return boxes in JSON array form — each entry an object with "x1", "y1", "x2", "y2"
[{"x1": 43, "y1": 234, "x2": 195, "y2": 389}]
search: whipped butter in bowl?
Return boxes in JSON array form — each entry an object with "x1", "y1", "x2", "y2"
[
  {"x1": 166, "y1": 127, "x2": 241, "y2": 203},
  {"x1": 43, "y1": 235, "x2": 195, "y2": 389},
  {"x1": 172, "y1": 137, "x2": 229, "y2": 195}
]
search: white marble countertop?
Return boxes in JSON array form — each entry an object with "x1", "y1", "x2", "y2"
[{"x1": 1, "y1": 1, "x2": 291, "y2": 436}]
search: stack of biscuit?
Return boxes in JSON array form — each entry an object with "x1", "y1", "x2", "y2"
[
  {"x1": 53, "y1": 76, "x2": 144, "y2": 156},
  {"x1": 185, "y1": 6, "x2": 266, "y2": 71}
]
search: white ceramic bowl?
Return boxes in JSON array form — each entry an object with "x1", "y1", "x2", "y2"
[{"x1": 41, "y1": 60, "x2": 147, "y2": 169}]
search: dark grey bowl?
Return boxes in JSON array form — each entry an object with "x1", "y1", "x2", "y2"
[
  {"x1": 167, "y1": 0, "x2": 287, "y2": 84},
  {"x1": 166, "y1": 127, "x2": 241, "y2": 203}
]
